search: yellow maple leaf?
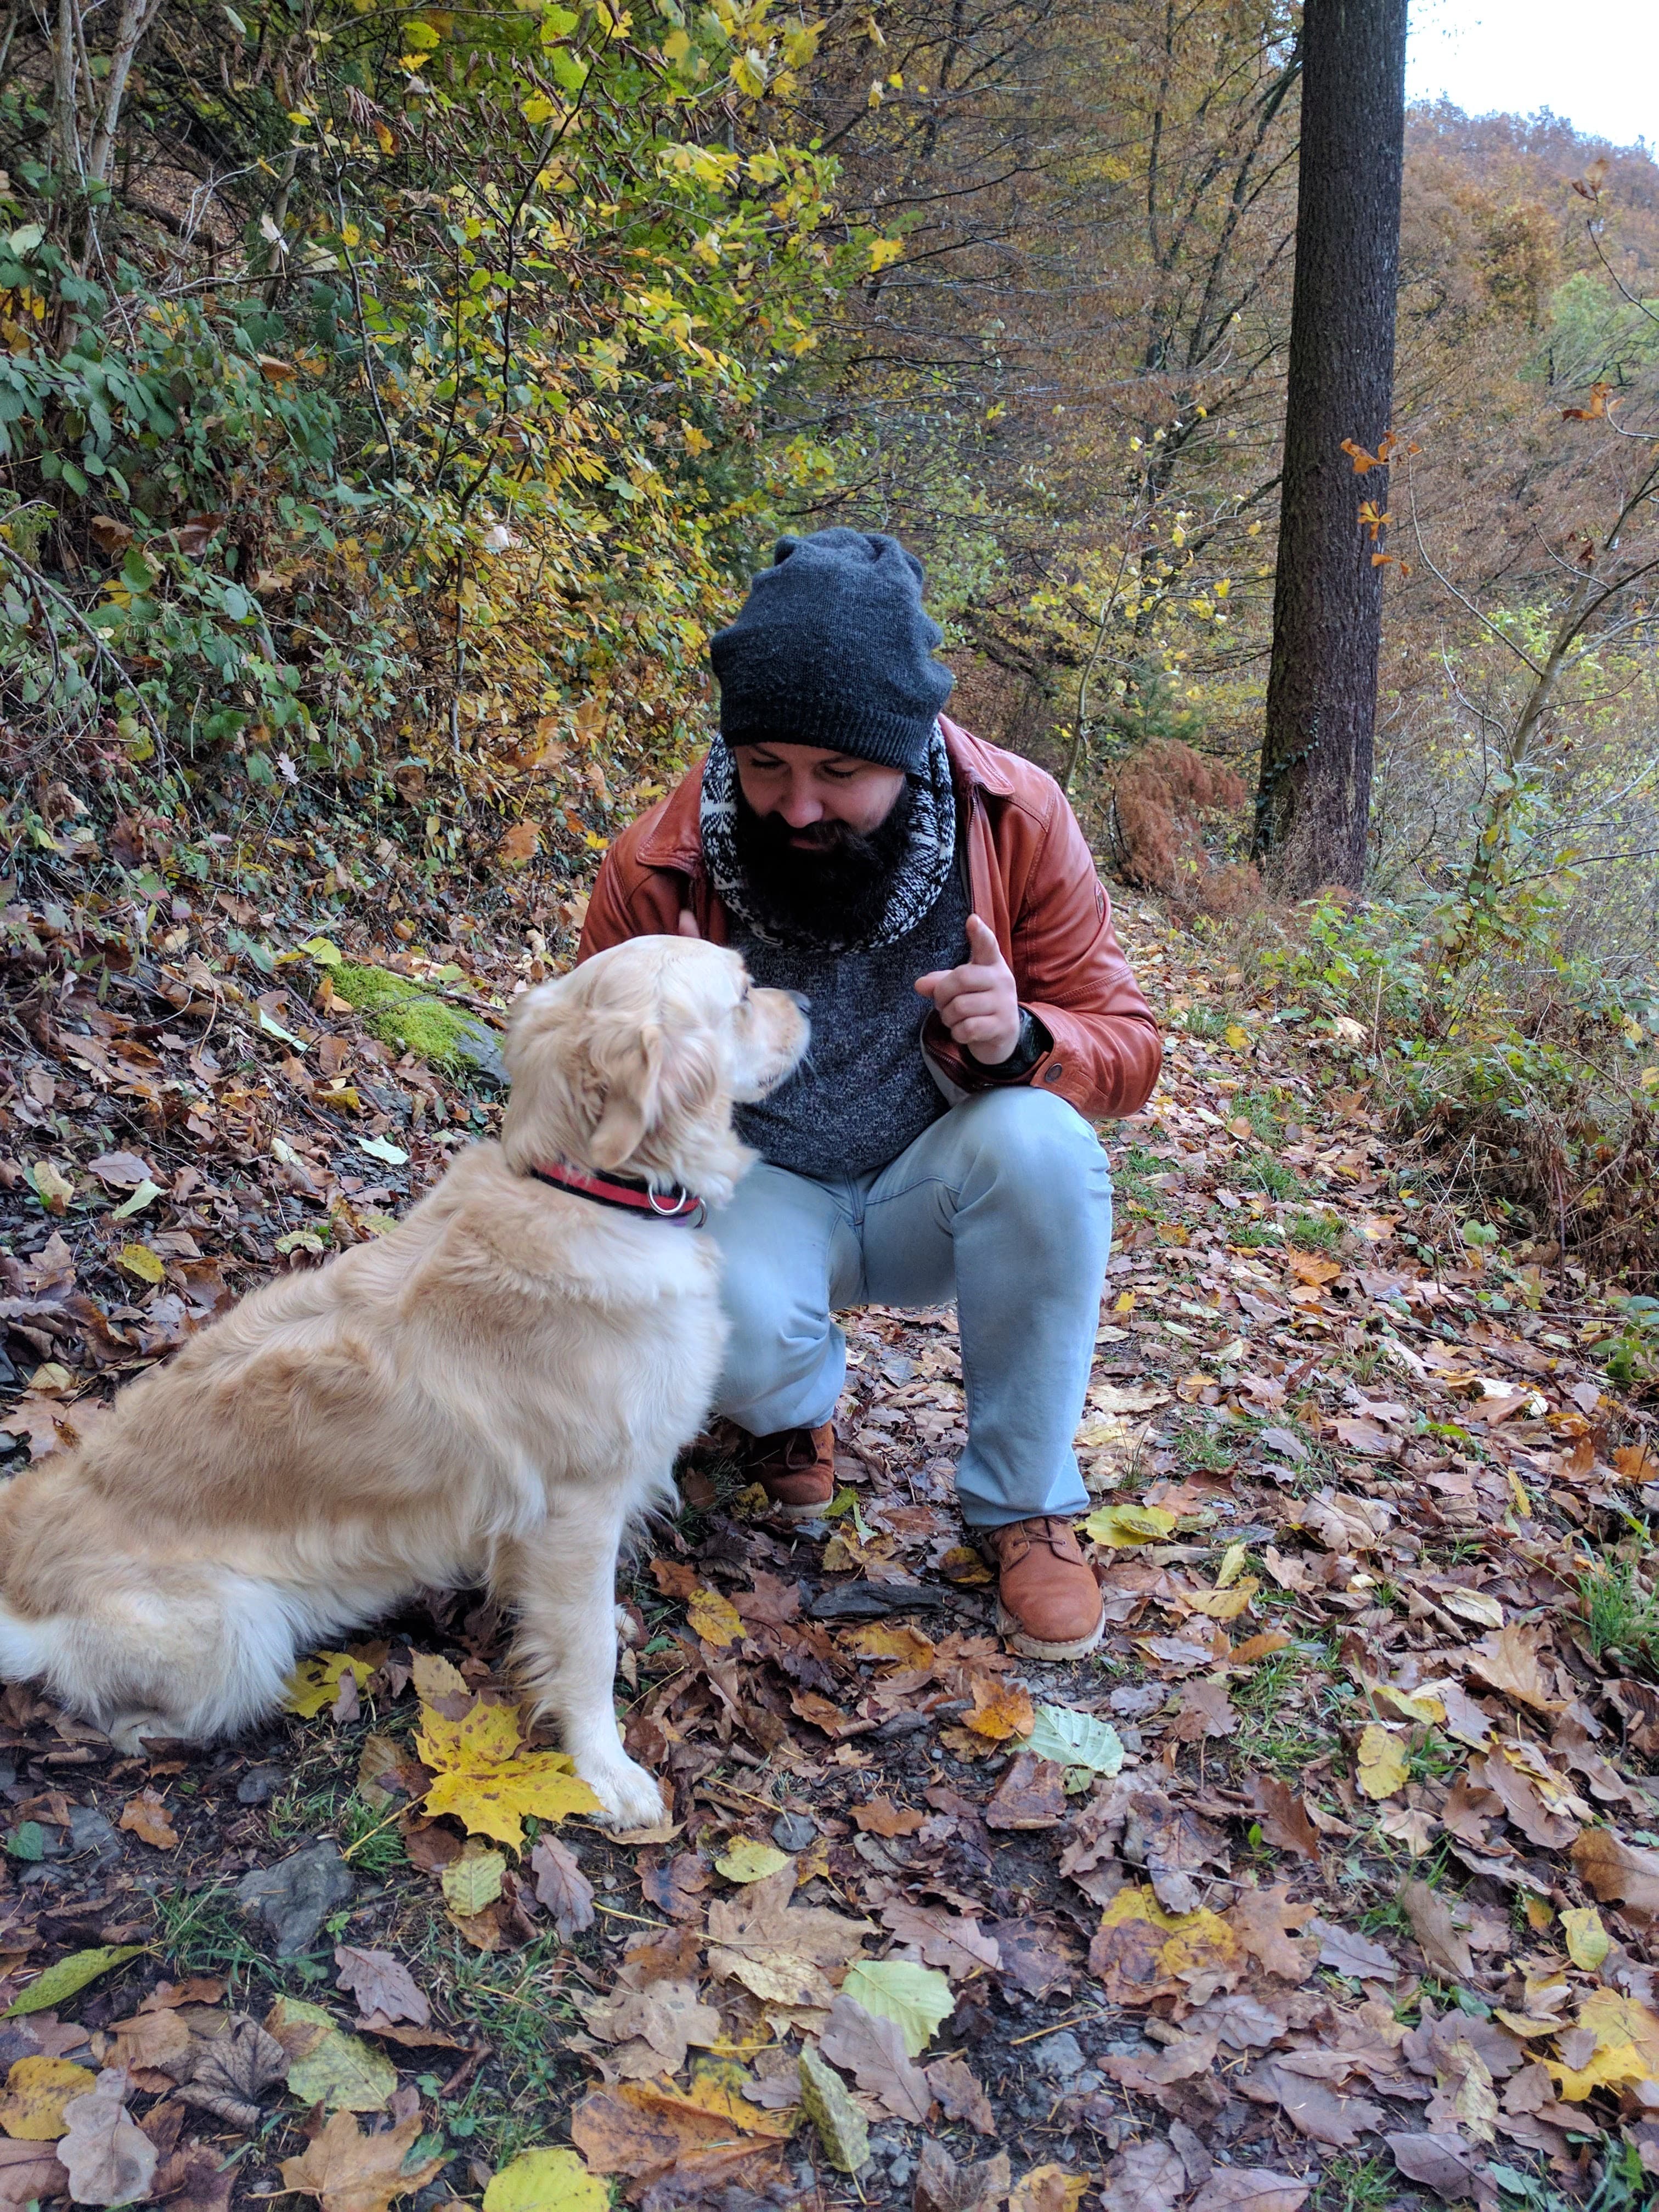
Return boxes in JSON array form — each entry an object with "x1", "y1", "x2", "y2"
[
  {"x1": 284, "y1": 1650, "x2": 376, "y2": 1719},
  {"x1": 1549, "y1": 1989, "x2": 1659, "y2": 2101},
  {"x1": 964, "y1": 1677, "x2": 1035, "y2": 1741},
  {"x1": 416, "y1": 1686, "x2": 599, "y2": 1850},
  {"x1": 1356, "y1": 1724, "x2": 1409, "y2": 1799}
]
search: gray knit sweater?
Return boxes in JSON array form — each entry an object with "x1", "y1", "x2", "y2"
[{"x1": 732, "y1": 861, "x2": 971, "y2": 1181}]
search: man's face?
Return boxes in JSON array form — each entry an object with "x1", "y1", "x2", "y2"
[
  {"x1": 732, "y1": 743, "x2": 907, "y2": 845},
  {"x1": 727, "y1": 742, "x2": 918, "y2": 939}
]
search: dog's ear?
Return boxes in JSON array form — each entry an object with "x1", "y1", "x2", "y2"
[{"x1": 588, "y1": 1021, "x2": 664, "y2": 1169}]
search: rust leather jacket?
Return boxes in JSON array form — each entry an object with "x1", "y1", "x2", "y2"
[{"x1": 578, "y1": 716, "x2": 1162, "y2": 1124}]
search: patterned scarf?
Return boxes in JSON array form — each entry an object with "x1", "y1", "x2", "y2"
[{"x1": 699, "y1": 722, "x2": 958, "y2": 955}]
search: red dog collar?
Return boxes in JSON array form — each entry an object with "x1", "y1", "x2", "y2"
[{"x1": 529, "y1": 1160, "x2": 705, "y2": 1227}]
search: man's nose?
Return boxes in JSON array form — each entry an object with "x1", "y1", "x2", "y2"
[{"x1": 776, "y1": 783, "x2": 824, "y2": 827}]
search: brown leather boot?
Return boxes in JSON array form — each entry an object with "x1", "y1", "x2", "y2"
[
  {"x1": 742, "y1": 1424, "x2": 836, "y2": 1521},
  {"x1": 983, "y1": 1517, "x2": 1104, "y2": 1660}
]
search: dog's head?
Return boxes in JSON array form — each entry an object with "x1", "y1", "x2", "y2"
[{"x1": 500, "y1": 936, "x2": 809, "y2": 1207}]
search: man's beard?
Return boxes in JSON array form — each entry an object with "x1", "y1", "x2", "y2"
[{"x1": 731, "y1": 777, "x2": 917, "y2": 943}]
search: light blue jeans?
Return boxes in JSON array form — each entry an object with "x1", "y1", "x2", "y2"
[{"x1": 706, "y1": 1087, "x2": 1113, "y2": 1528}]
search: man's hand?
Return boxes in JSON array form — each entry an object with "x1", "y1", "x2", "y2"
[{"x1": 915, "y1": 912, "x2": 1023, "y2": 1065}]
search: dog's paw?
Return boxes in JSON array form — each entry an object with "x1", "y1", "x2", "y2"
[
  {"x1": 579, "y1": 1754, "x2": 666, "y2": 1832},
  {"x1": 104, "y1": 1710, "x2": 181, "y2": 1756}
]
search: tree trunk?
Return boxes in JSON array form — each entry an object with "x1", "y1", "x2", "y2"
[{"x1": 1255, "y1": 0, "x2": 1407, "y2": 893}]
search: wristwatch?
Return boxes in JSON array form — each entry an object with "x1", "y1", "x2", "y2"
[{"x1": 981, "y1": 1006, "x2": 1049, "y2": 1080}]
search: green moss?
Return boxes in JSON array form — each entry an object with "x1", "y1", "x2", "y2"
[{"x1": 330, "y1": 964, "x2": 505, "y2": 1082}]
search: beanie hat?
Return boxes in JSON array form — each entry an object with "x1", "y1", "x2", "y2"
[{"x1": 709, "y1": 528, "x2": 954, "y2": 774}]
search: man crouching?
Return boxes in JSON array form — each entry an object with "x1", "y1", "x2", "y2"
[{"x1": 579, "y1": 528, "x2": 1162, "y2": 1657}]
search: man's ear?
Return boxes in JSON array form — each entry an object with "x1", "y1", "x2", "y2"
[{"x1": 588, "y1": 1022, "x2": 664, "y2": 1169}]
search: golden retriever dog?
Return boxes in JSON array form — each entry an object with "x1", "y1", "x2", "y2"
[{"x1": 0, "y1": 936, "x2": 808, "y2": 1829}]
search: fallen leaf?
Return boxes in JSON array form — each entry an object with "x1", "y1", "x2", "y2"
[
  {"x1": 117, "y1": 1790, "x2": 178, "y2": 1849},
  {"x1": 914, "y1": 2137, "x2": 1011, "y2": 2212},
  {"x1": 442, "y1": 1842, "x2": 507, "y2": 1917},
  {"x1": 4, "y1": 1948, "x2": 144, "y2": 2020},
  {"x1": 1088, "y1": 1887, "x2": 1238, "y2": 2007},
  {"x1": 715, "y1": 1839, "x2": 791, "y2": 1884},
  {"x1": 687, "y1": 1587, "x2": 744, "y2": 1650},
  {"x1": 280, "y1": 2108, "x2": 446, "y2": 2212},
  {"x1": 356, "y1": 1735, "x2": 429, "y2": 1815},
  {"x1": 284, "y1": 1651, "x2": 376, "y2": 1719},
  {"x1": 279, "y1": 1998, "x2": 397, "y2": 2114},
  {"x1": 1400, "y1": 1880, "x2": 1474, "y2": 1981},
  {"x1": 571, "y1": 2075, "x2": 791, "y2": 2188},
  {"x1": 964, "y1": 1677, "x2": 1035, "y2": 1742},
  {"x1": 799, "y1": 2044, "x2": 868, "y2": 2174},
  {"x1": 924, "y1": 2055, "x2": 994, "y2": 2132},
  {"x1": 1287, "y1": 1249, "x2": 1341, "y2": 1286},
  {"x1": 986, "y1": 1753, "x2": 1068, "y2": 1830},
  {"x1": 1009, "y1": 2166, "x2": 1086, "y2": 2212},
  {"x1": 706, "y1": 1864, "x2": 869, "y2": 2010},
  {"x1": 1548, "y1": 1988, "x2": 1659, "y2": 2100},
  {"x1": 1561, "y1": 1905, "x2": 1610, "y2": 1972},
  {"x1": 622, "y1": 1927, "x2": 702, "y2": 1987},
  {"x1": 1099, "y1": 2138, "x2": 1186, "y2": 2212},
  {"x1": 1241, "y1": 2057, "x2": 1381, "y2": 2147},
  {"x1": 1384, "y1": 2133, "x2": 1481, "y2": 2200},
  {"x1": 87, "y1": 1151, "x2": 156, "y2": 1189},
  {"x1": 58, "y1": 2068, "x2": 157, "y2": 2209},
  {"x1": 1082, "y1": 1503, "x2": 1177, "y2": 1547},
  {"x1": 105, "y1": 2008, "x2": 191, "y2": 2078},
  {"x1": 1248, "y1": 1776, "x2": 1321, "y2": 1861},
  {"x1": 1308, "y1": 1918, "x2": 1396, "y2": 1980},
  {"x1": 1187, "y1": 2171, "x2": 1309, "y2": 2212},
  {"x1": 880, "y1": 1902, "x2": 1001, "y2": 1979},
  {"x1": 114, "y1": 1244, "x2": 165, "y2": 1286},
  {"x1": 1571, "y1": 1826, "x2": 1659, "y2": 1910},
  {"x1": 529, "y1": 1835, "x2": 595, "y2": 1940},
  {"x1": 641, "y1": 1853, "x2": 710, "y2": 1924},
  {"x1": 483, "y1": 2146, "x2": 608, "y2": 2212},
  {"x1": 0, "y1": 2137, "x2": 69, "y2": 2208},
  {"x1": 0, "y1": 2056, "x2": 96, "y2": 2140},
  {"x1": 843, "y1": 1623, "x2": 933, "y2": 1664},
  {"x1": 1356, "y1": 1725, "x2": 1408, "y2": 1800},
  {"x1": 1227, "y1": 1886, "x2": 1316, "y2": 1983},
  {"x1": 174, "y1": 2015, "x2": 288, "y2": 2129},
  {"x1": 820, "y1": 1994, "x2": 932, "y2": 2122},
  {"x1": 852, "y1": 1798, "x2": 925, "y2": 1838},
  {"x1": 1465, "y1": 1624, "x2": 1560, "y2": 1714},
  {"x1": 840, "y1": 1960, "x2": 954, "y2": 2056},
  {"x1": 417, "y1": 1684, "x2": 599, "y2": 1849},
  {"x1": 334, "y1": 1950, "x2": 428, "y2": 2028},
  {"x1": 577, "y1": 1980, "x2": 721, "y2": 2080},
  {"x1": 1023, "y1": 1706, "x2": 1125, "y2": 1776}
]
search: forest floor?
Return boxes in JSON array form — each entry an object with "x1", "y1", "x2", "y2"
[{"x1": 0, "y1": 862, "x2": 1656, "y2": 2212}]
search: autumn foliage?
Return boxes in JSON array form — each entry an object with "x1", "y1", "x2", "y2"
[{"x1": 1107, "y1": 742, "x2": 1257, "y2": 914}]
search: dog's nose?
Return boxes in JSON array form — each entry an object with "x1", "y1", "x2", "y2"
[{"x1": 785, "y1": 990, "x2": 811, "y2": 1012}]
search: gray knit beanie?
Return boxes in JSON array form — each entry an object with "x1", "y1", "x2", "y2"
[{"x1": 709, "y1": 528, "x2": 955, "y2": 773}]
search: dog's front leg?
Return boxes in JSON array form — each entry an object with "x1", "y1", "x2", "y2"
[{"x1": 499, "y1": 1502, "x2": 665, "y2": 1832}]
